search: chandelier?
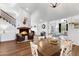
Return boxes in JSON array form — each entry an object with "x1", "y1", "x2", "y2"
[{"x1": 49, "y1": 3, "x2": 60, "y2": 8}]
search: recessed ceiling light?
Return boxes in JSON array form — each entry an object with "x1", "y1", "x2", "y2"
[
  {"x1": 26, "y1": 8, "x2": 29, "y2": 11},
  {"x1": 60, "y1": 19, "x2": 66, "y2": 23},
  {"x1": 40, "y1": 19, "x2": 43, "y2": 22}
]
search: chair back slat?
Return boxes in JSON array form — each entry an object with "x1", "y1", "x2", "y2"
[
  {"x1": 30, "y1": 41, "x2": 38, "y2": 56},
  {"x1": 60, "y1": 40, "x2": 72, "y2": 56}
]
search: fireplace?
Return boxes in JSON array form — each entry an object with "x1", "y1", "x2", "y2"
[
  {"x1": 16, "y1": 27, "x2": 30, "y2": 42},
  {"x1": 21, "y1": 31, "x2": 27, "y2": 35}
]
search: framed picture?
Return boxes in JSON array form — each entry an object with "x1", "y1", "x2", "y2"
[
  {"x1": 42, "y1": 24, "x2": 46, "y2": 29},
  {"x1": 23, "y1": 17, "x2": 27, "y2": 24}
]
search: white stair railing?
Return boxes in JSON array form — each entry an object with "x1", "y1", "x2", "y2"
[{"x1": 0, "y1": 9, "x2": 16, "y2": 26}]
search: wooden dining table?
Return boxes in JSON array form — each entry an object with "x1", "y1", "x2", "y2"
[{"x1": 36, "y1": 38, "x2": 60, "y2": 56}]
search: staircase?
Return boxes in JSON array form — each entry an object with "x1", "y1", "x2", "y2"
[{"x1": 0, "y1": 9, "x2": 16, "y2": 27}]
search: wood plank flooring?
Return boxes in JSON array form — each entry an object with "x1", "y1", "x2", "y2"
[
  {"x1": 0, "y1": 40, "x2": 79, "y2": 56},
  {"x1": 0, "y1": 41, "x2": 32, "y2": 56},
  {"x1": 72, "y1": 45, "x2": 79, "y2": 56}
]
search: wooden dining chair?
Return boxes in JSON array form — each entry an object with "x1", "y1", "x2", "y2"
[
  {"x1": 30, "y1": 41, "x2": 38, "y2": 56},
  {"x1": 60, "y1": 40, "x2": 72, "y2": 56}
]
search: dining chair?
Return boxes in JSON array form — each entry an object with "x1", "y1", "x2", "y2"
[
  {"x1": 60, "y1": 40, "x2": 72, "y2": 56},
  {"x1": 30, "y1": 41, "x2": 38, "y2": 56}
]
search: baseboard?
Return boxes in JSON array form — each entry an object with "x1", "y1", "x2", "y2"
[
  {"x1": 0, "y1": 40, "x2": 16, "y2": 43},
  {"x1": 73, "y1": 43, "x2": 79, "y2": 46}
]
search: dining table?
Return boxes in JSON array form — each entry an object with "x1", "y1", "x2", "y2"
[{"x1": 35, "y1": 38, "x2": 61, "y2": 56}]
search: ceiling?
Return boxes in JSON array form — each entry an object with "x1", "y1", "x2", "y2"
[{"x1": 0, "y1": 3, "x2": 79, "y2": 24}]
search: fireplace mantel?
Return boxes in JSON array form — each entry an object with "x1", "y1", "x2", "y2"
[{"x1": 17, "y1": 27, "x2": 30, "y2": 29}]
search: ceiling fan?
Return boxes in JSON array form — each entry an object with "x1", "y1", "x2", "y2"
[{"x1": 49, "y1": 3, "x2": 60, "y2": 8}]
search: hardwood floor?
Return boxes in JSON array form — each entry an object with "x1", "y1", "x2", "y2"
[
  {"x1": 0, "y1": 40, "x2": 79, "y2": 56},
  {"x1": 0, "y1": 41, "x2": 32, "y2": 56},
  {"x1": 72, "y1": 45, "x2": 79, "y2": 56}
]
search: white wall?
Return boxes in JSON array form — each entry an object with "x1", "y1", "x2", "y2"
[
  {"x1": 31, "y1": 10, "x2": 40, "y2": 35},
  {"x1": 48, "y1": 20, "x2": 60, "y2": 34},
  {"x1": 68, "y1": 15, "x2": 79, "y2": 45},
  {"x1": 16, "y1": 8, "x2": 31, "y2": 28},
  {"x1": 33, "y1": 20, "x2": 60, "y2": 36},
  {"x1": 38, "y1": 22, "x2": 48, "y2": 35},
  {"x1": 0, "y1": 18, "x2": 16, "y2": 42}
]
